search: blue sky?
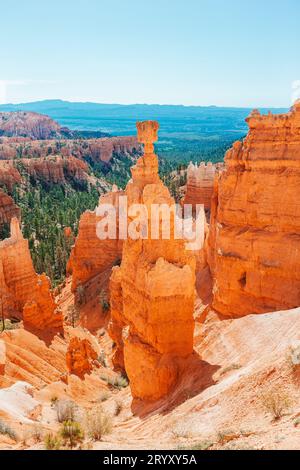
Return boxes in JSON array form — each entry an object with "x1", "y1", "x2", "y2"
[{"x1": 1, "y1": 0, "x2": 300, "y2": 107}]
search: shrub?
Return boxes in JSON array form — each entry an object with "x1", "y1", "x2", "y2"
[
  {"x1": 0, "y1": 420, "x2": 17, "y2": 441},
  {"x1": 0, "y1": 319, "x2": 20, "y2": 333},
  {"x1": 289, "y1": 342, "x2": 300, "y2": 367},
  {"x1": 76, "y1": 285, "x2": 86, "y2": 306},
  {"x1": 99, "y1": 290, "x2": 110, "y2": 313},
  {"x1": 55, "y1": 400, "x2": 78, "y2": 423},
  {"x1": 220, "y1": 364, "x2": 241, "y2": 376},
  {"x1": 177, "y1": 440, "x2": 213, "y2": 450},
  {"x1": 31, "y1": 424, "x2": 43, "y2": 443},
  {"x1": 217, "y1": 429, "x2": 236, "y2": 445},
  {"x1": 98, "y1": 350, "x2": 108, "y2": 368},
  {"x1": 98, "y1": 391, "x2": 110, "y2": 402},
  {"x1": 100, "y1": 374, "x2": 128, "y2": 390},
  {"x1": 60, "y1": 421, "x2": 84, "y2": 449},
  {"x1": 44, "y1": 433, "x2": 61, "y2": 450},
  {"x1": 171, "y1": 424, "x2": 191, "y2": 439},
  {"x1": 261, "y1": 387, "x2": 292, "y2": 420},
  {"x1": 85, "y1": 406, "x2": 112, "y2": 441},
  {"x1": 67, "y1": 305, "x2": 80, "y2": 328},
  {"x1": 294, "y1": 417, "x2": 300, "y2": 427},
  {"x1": 114, "y1": 400, "x2": 123, "y2": 416},
  {"x1": 50, "y1": 396, "x2": 58, "y2": 406}
]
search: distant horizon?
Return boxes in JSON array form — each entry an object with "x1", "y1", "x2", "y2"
[{"x1": 0, "y1": 98, "x2": 290, "y2": 111}]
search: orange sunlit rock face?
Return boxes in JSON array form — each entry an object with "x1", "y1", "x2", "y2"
[
  {"x1": 0, "y1": 189, "x2": 20, "y2": 229},
  {"x1": 0, "y1": 111, "x2": 61, "y2": 140},
  {"x1": 0, "y1": 135, "x2": 140, "y2": 165},
  {"x1": 184, "y1": 162, "x2": 224, "y2": 211},
  {"x1": 208, "y1": 102, "x2": 300, "y2": 316},
  {"x1": 67, "y1": 189, "x2": 124, "y2": 292},
  {"x1": 0, "y1": 161, "x2": 22, "y2": 191},
  {"x1": 23, "y1": 273, "x2": 63, "y2": 340},
  {"x1": 66, "y1": 336, "x2": 98, "y2": 379},
  {"x1": 108, "y1": 121, "x2": 196, "y2": 402},
  {"x1": 20, "y1": 156, "x2": 90, "y2": 185},
  {"x1": 0, "y1": 218, "x2": 63, "y2": 339}
]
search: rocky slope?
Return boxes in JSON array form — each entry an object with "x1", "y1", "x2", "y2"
[
  {"x1": 0, "y1": 135, "x2": 140, "y2": 165},
  {"x1": 207, "y1": 101, "x2": 300, "y2": 317},
  {"x1": 20, "y1": 156, "x2": 90, "y2": 186},
  {"x1": 0, "y1": 112, "x2": 62, "y2": 140}
]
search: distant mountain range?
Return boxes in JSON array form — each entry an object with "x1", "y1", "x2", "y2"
[{"x1": 0, "y1": 100, "x2": 288, "y2": 138}]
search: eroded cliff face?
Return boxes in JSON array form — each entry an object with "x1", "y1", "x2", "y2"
[
  {"x1": 21, "y1": 156, "x2": 90, "y2": 186},
  {"x1": 0, "y1": 135, "x2": 141, "y2": 165},
  {"x1": 208, "y1": 102, "x2": 300, "y2": 316},
  {"x1": 67, "y1": 188, "x2": 124, "y2": 293},
  {"x1": 0, "y1": 161, "x2": 22, "y2": 191},
  {"x1": 0, "y1": 218, "x2": 63, "y2": 339},
  {"x1": 23, "y1": 274, "x2": 63, "y2": 340},
  {"x1": 0, "y1": 112, "x2": 61, "y2": 140},
  {"x1": 109, "y1": 121, "x2": 197, "y2": 402},
  {"x1": 0, "y1": 190, "x2": 20, "y2": 229},
  {"x1": 184, "y1": 162, "x2": 224, "y2": 211}
]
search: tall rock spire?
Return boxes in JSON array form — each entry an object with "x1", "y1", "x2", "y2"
[{"x1": 109, "y1": 121, "x2": 197, "y2": 402}]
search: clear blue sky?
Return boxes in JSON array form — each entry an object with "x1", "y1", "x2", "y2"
[{"x1": 1, "y1": 0, "x2": 300, "y2": 107}]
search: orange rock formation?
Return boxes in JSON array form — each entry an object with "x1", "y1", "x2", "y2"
[
  {"x1": 184, "y1": 161, "x2": 224, "y2": 211},
  {"x1": 0, "y1": 161, "x2": 22, "y2": 191},
  {"x1": 21, "y1": 156, "x2": 90, "y2": 185},
  {"x1": 0, "y1": 190, "x2": 20, "y2": 229},
  {"x1": 0, "y1": 135, "x2": 140, "y2": 165},
  {"x1": 109, "y1": 121, "x2": 196, "y2": 401},
  {"x1": 67, "y1": 188, "x2": 124, "y2": 292},
  {"x1": 208, "y1": 102, "x2": 300, "y2": 316},
  {"x1": 0, "y1": 218, "x2": 63, "y2": 339},
  {"x1": 0, "y1": 112, "x2": 61, "y2": 139},
  {"x1": 66, "y1": 336, "x2": 98, "y2": 379},
  {"x1": 23, "y1": 274, "x2": 63, "y2": 340}
]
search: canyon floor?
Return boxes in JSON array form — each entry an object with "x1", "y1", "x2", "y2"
[{"x1": 1, "y1": 292, "x2": 300, "y2": 450}]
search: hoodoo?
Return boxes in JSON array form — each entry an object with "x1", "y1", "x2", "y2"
[
  {"x1": 0, "y1": 189, "x2": 20, "y2": 230},
  {"x1": 108, "y1": 121, "x2": 197, "y2": 401},
  {"x1": 0, "y1": 218, "x2": 63, "y2": 339},
  {"x1": 184, "y1": 161, "x2": 224, "y2": 211},
  {"x1": 67, "y1": 188, "x2": 124, "y2": 292},
  {"x1": 208, "y1": 101, "x2": 300, "y2": 316}
]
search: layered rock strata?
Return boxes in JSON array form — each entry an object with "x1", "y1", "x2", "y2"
[
  {"x1": 0, "y1": 111, "x2": 61, "y2": 139},
  {"x1": 66, "y1": 335, "x2": 99, "y2": 379},
  {"x1": 67, "y1": 187, "x2": 124, "y2": 292},
  {"x1": 0, "y1": 135, "x2": 140, "y2": 164},
  {"x1": 21, "y1": 156, "x2": 90, "y2": 185},
  {"x1": 208, "y1": 102, "x2": 300, "y2": 316},
  {"x1": 0, "y1": 218, "x2": 63, "y2": 338},
  {"x1": 109, "y1": 121, "x2": 197, "y2": 401},
  {"x1": 184, "y1": 161, "x2": 224, "y2": 210},
  {"x1": 0, "y1": 190, "x2": 20, "y2": 229},
  {"x1": 0, "y1": 161, "x2": 22, "y2": 191}
]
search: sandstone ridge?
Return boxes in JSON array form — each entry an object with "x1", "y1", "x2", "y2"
[
  {"x1": 208, "y1": 101, "x2": 300, "y2": 316},
  {"x1": 0, "y1": 218, "x2": 63, "y2": 339}
]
